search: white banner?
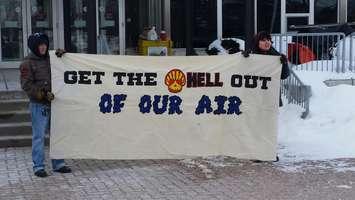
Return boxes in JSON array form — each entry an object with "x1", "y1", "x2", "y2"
[{"x1": 49, "y1": 51, "x2": 282, "y2": 161}]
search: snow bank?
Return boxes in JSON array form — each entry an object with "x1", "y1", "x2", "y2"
[{"x1": 279, "y1": 71, "x2": 355, "y2": 161}]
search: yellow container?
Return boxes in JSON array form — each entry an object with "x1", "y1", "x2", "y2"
[{"x1": 138, "y1": 39, "x2": 173, "y2": 56}]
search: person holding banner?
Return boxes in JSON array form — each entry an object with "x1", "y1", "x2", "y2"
[
  {"x1": 251, "y1": 31, "x2": 290, "y2": 107},
  {"x1": 19, "y1": 33, "x2": 71, "y2": 177},
  {"x1": 244, "y1": 31, "x2": 290, "y2": 163}
]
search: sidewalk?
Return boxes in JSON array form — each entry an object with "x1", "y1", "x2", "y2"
[{"x1": 0, "y1": 147, "x2": 355, "y2": 200}]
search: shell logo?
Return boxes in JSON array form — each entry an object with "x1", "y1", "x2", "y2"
[{"x1": 164, "y1": 69, "x2": 186, "y2": 93}]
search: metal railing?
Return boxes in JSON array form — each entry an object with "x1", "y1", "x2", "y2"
[
  {"x1": 324, "y1": 78, "x2": 355, "y2": 87},
  {"x1": 272, "y1": 32, "x2": 349, "y2": 72},
  {"x1": 281, "y1": 69, "x2": 311, "y2": 119},
  {"x1": 349, "y1": 33, "x2": 355, "y2": 71},
  {"x1": 0, "y1": 70, "x2": 9, "y2": 91},
  {"x1": 272, "y1": 32, "x2": 355, "y2": 118},
  {"x1": 330, "y1": 32, "x2": 355, "y2": 72}
]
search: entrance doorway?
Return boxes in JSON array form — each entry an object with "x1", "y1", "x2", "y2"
[
  {"x1": 0, "y1": 0, "x2": 57, "y2": 66},
  {"x1": 63, "y1": 0, "x2": 125, "y2": 54},
  {"x1": 63, "y1": 0, "x2": 166, "y2": 55}
]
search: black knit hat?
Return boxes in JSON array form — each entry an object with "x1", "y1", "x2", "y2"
[{"x1": 27, "y1": 33, "x2": 49, "y2": 57}]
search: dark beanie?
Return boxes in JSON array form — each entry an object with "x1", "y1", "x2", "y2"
[{"x1": 27, "y1": 33, "x2": 49, "y2": 57}]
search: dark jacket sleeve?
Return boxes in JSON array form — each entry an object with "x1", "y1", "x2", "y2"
[
  {"x1": 20, "y1": 61, "x2": 43, "y2": 100},
  {"x1": 281, "y1": 61, "x2": 290, "y2": 80},
  {"x1": 269, "y1": 47, "x2": 290, "y2": 80}
]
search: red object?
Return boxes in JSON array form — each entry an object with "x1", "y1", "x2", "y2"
[
  {"x1": 287, "y1": 43, "x2": 315, "y2": 64},
  {"x1": 160, "y1": 31, "x2": 167, "y2": 41}
]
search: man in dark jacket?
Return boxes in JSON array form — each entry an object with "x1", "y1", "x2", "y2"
[
  {"x1": 251, "y1": 31, "x2": 290, "y2": 107},
  {"x1": 20, "y1": 33, "x2": 71, "y2": 177}
]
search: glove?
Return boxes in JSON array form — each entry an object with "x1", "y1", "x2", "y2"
[
  {"x1": 55, "y1": 49, "x2": 66, "y2": 58},
  {"x1": 35, "y1": 90, "x2": 45, "y2": 101},
  {"x1": 280, "y1": 54, "x2": 288, "y2": 64},
  {"x1": 45, "y1": 91, "x2": 55, "y2": 101},
  {"x1": 35, "y1": 89, "x2": 54, "y2": 101},
  {"x1": 241, "y1": 50, "x2": 251, "y2": 58}
]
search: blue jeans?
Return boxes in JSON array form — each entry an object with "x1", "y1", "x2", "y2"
[{"x1": 30, "y1": 102, "x2": 65, "y2": 172}]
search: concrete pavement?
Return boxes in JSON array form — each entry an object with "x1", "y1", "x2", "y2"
[{"x1": 0, "y1": 147, "x2": 354, "y2": 200}]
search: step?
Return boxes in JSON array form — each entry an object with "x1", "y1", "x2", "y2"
[
  {"x1": 0, "y1": 110, "x2": 31, "y2": 123},
  {"x1": 0, "y1": 122, "x2": 32, "y2": 136},
  {"x1": 0, "y1": 135, "x2": 32, "y2": 148},
  {"x1": 0, "y1": 90, "x2": 27, "y2": 100},
  {"x1": 0, "y1": 135, "x2": 49, "y2": 148},
  {"x1": 0, "y1": 99, "x2": 29, "y2": 112}
]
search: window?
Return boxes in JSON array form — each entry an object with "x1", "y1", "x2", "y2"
[
  {"x1": 171, "y1": 0, "x2": 185, "y2": 47},
  {"x1": 257, "y1": 0, "x2": 281, "y2": 33},
  {"x1": 171, "y1": 0, "x2": 217, "y2": 48},
  {"x1": 193, "y1": 0, "x2": 217, "y2": 47},
  {"x1": 0, "y1": 0, "x2": 24, "y2": 61},
  {"x1": 222, "y1": 0, "x2": 245, "y2": 38},
  {"x1": 67, "y1": 0, "x2": 89, "y2": 53},
  {"x1": 125, "y1": 0, "x2": 163, "y2": 49},
  {"x1": 349, "y1": 0, "x2": 355, "y2": 22},
  {"x1": 98, "y1": 0, "x2": 120, "y2": 54},
  {"x1": 1, "y1": 0, "x2": 54, "y2": 62},
  {"x1": 315, "y1": 0, "x2": 337, "y2": 24},
  {"x1": 286, "y1": 0, "x2": 309, "y2": 13},
  {"x1": 287, "y1": 17, "x2": 308, "y2": 31},
  {"x1": 31, "y1": 0, "x2": 53, "y2": 49}
]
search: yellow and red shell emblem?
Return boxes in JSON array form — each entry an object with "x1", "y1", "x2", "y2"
[{"x1": 165, "y1": 69, "x2": 186, "y2": 93}]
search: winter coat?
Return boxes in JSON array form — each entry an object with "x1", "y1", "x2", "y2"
[
  {"x1": 20, "y1": 53, "x2": 51, "y2": 105},
  {"x1": 20, "y1": 33, "x2": 51, "y2": 105}
]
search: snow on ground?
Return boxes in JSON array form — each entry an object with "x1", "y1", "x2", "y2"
[
  {"x1": 181, "y1": 69, "x2": 355, "y2": 175},
  {"x1": 278, "y1": 70, "x2": 355, "y2": 162}
]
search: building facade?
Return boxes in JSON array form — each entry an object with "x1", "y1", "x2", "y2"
[{"x1": 0, "y1": 0, "x2": 354, "y2": 69}]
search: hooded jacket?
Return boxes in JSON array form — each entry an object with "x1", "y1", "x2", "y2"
[{"x1": 20, "y1": 33, "x2": 51, "y2": 105}]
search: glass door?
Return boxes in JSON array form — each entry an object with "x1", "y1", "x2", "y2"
[
  {"x1": 64, "y1": 0, "x2": 124, "y2": 54},
  {"x1": 0, "y1": 0, "x2": 25, "y2": 62},
  {"x1": 192, "y1": 0, "x2": 217, "y2": 47},
  {"x1": 0, "y1": 0, "x2": 55, "y2": 64},
  {"x1": 97, "y1": 0, "x2": 121, "y2": 54},
  {"x1": 29, "y1": 0, "x2": 54, "y2": 49},
  {"x1": 65, "y1": 0, "x2": 89, "y2": 53},
  {"x1": 125, "y1": 0, "x2": 164, "y2": 53},
  {"x1": 222, "y1": 0, "x2": 245, "y2": 38}
]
